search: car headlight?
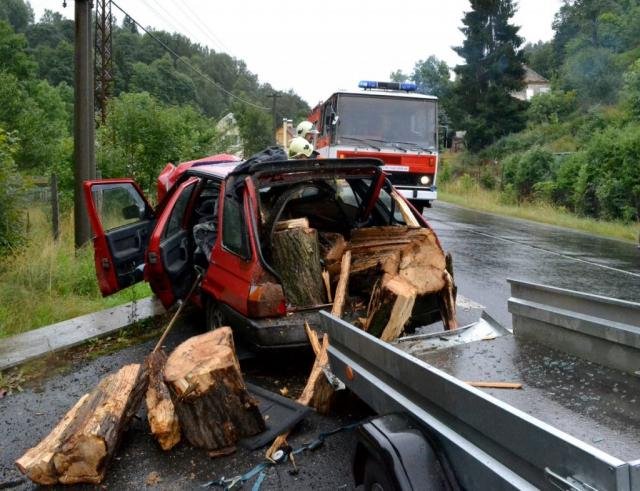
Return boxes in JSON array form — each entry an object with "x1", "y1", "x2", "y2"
[{"x1": 420, "y1": 175, "x2": 431, "y2": 185}]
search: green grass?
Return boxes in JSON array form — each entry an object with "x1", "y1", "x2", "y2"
[
  {"x1": 0, "y1": 208, "x2": 151, "y2": 339},
  {"x1": 439, "y1": 181, "x2": 639, "y2": 243}
]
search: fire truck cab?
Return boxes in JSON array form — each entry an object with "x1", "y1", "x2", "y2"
[{"x1": 308, "y1": 81, "x2": 438, "y2": 213}]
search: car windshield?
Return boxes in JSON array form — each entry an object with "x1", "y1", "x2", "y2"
[{"x1": 335, "y1": 94, "x2": 437, "y2": 150}]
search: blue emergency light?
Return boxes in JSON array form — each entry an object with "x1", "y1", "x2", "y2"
[{"x1": 358, "y1": 80, "x2": 417, "y2": 92}]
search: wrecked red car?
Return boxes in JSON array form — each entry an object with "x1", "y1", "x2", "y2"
[{"x1": 84, "y1": 154, "x2": 454, "y2": 349}]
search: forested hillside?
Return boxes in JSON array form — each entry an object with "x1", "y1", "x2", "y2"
[
  {"x1": 0, "y1": 0, "x2": 309, "y2": 255},
  {"x1": 398, "y1": 0, "x2": 640, "y2": 227}
]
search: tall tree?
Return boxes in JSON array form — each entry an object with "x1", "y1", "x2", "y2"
[{"x1": 450, "y1": 0, "x2": 526, "y2": 151}]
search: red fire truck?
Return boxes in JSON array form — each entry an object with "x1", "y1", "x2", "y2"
[{"x1": 308, "y1": 80, "x2": 438, "y2": 212}]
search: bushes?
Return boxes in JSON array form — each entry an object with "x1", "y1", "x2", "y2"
[
  {"x1": 0, "y1": 127, "x2": 26, "y2": 256},
  {"x1": 501, "y1": 147, "x2": 554, "y2": 199}
]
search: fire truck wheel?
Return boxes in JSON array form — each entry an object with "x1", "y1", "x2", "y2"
[{"x1": 205, "y1": 298, "x2": 226, "y2": 331}]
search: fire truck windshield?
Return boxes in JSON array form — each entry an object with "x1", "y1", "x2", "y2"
[{"x1": 335, "y1": 94, "x2": 437, "y2": 150}]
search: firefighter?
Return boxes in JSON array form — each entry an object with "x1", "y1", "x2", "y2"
[
  {"x1": 288, "y1": 136, "x2": 314, "y2": 159},
  {"x1": 296, "y1": 121, "x2": 315, "y2": 141}
]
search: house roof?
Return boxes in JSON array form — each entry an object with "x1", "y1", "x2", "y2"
[{"x1": 523, "y1": 65, "x2": 548, "y2": 84}]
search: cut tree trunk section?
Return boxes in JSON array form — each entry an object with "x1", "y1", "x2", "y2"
[
  {"x1": 16, "y1": 364, "x2": 148, "y2": 485},
  {"x1": 272, "y1": 224, "x2": 326, "y2": 307},
  {"x1": 163, "y1": 327, "x2": 264, "y2": 450},
  {"x1": 145, "y1": 350, "x2": 180, "y2": 451}
]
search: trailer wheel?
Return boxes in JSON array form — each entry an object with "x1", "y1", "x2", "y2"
[
  {"x1": 363, "y1": 457, "x2": 397, "y2": 491},
  {"x1": 205, "y1": 298, "x2": 226, "y2": 331}
]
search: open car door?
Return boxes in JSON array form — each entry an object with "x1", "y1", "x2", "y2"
[{"x1": 83, "y1": 179, "x2": 155, "y2": 296}]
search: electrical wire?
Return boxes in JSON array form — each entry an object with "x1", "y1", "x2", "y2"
[
  {"x1": 110, "y1": 0, "x2": 269, "y2": 111},
  {"x1": 172, "y1": 1, "x2": 234, "y2": 57}
]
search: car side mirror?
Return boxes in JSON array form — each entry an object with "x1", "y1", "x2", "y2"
[{"x1": 122, "y1": 204, "x2": 143, "y2": 220}]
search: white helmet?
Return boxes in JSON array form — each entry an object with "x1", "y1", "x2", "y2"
[
  {"x1": 296, "y1": 121, "x2": 315, "y2": 138},
  {"x1": 288, "y1": 137, "x2": 314, "y2": 158}
]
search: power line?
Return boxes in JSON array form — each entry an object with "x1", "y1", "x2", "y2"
[
  {"x1": 110, "y1": 0, "x2": 269, "y2": 111},
  {"x1": 172, "y1": 2, "x2": 234, "y2": 56}
]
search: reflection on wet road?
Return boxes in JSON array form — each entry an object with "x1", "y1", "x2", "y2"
[{"x1": 424, "y1": 202, "x2": 640, "y2": 327}]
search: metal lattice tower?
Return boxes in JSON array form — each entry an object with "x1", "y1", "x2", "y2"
[{"x1": 94, "y1": 0, "x2": 113, "y2": 125}]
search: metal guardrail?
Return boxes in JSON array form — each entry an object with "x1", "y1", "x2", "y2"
[
  {"x1": 321, "y1": 310, "x2": 631, "y2": 490},
  {"x1": 508, "y1": 279, "x2": 640, "y2": 375}
]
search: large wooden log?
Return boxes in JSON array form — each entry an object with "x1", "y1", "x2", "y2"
[
  {"x1": 164, "y1": 327, "x2": 264, "y2": 450},
  {"x1": 145, "y1": 350, "x2": 180, "y2": 451},
  {"x1": 15, "y1": 364, "x2": 148, "y2": 485},
  {"x1": 272, "y1": 225, "x2": 326, "y2": 307}
]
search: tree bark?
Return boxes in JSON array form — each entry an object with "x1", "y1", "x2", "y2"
[
  {"x1": 145, "y1": 350, "x2": 180, "y2": 451},
  {"x1": 164, "y1": 327, "x2": 264, "y2": 450},
  {"x1": 272, "y1": 226, "x2": 326, "y2": 307},
  {"x1": 16, "y1": 364, "x2": 148, "y2": 485}
]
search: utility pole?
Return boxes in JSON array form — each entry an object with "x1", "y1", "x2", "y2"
[
  {"x1": 267, "y1": 92, "x2": 281, "y2": 144},
  {"x1": 95, "y1": 0, "x2": 113, "y2": 125},
  {"x1": 74, "y1": 0, "x2": 96, "y2": 248}
]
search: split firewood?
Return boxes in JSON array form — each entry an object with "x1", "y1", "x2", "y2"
[
  {"x1": 322, "y1": 270, "x2": 333, "y2": 302},
  {"x1": 266, "y1": 324, "x2": 334, "y2": 459},
  {"x1": 145, "y1": 351, "x2": 180, "y2": 451},
  {"x1": 367, "y1": 275, "x2": 417, "y2": 342},
  {"x1": 275, "y1": 217, "x2": 309, "y2": 231},
  {"x1": 331, "y1": 250, "x2": 351, "y2": 318},
  {"x1": 144, "y1": 273, "x2": 202, "y2": 451},
  {"x1": 16, "y1": 364, "x2": 148, "y2": 485},
  {"x1": 438, "y1": 271, "x2": 458, "y2": 330},
  {"x1": 272, "y1": 225, "x2": 326, "y2": 307},
  {"x1": 164, "y1": 327, "x2": 264, "y2": 450}
]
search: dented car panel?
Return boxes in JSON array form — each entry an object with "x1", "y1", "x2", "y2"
[{"x1": 84, "y1": 155, "x2": 453, "y2": 349}]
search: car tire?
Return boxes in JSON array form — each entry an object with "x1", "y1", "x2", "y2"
[
  {"x1": 363, "y1": 458, "x2": 397, "y2": 491},
  {"x1": 205, "y1": 298, "x2": 226, "y2": 331}
]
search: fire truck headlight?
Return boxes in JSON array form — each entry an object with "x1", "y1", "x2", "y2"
[{"x1": 420, "y1": 175, "x2": 431, "y2": 185}]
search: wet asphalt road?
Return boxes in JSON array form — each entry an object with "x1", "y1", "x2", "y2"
[
  {"x1": 424, "y1": 202, "x2": 640, "y2": 328},
  {"x1": 2, "y1": 202, "x2": 639, "y2": 490}
]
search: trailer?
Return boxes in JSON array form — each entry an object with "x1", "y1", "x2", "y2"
[{"x1": 321, "y1": 279, "x2": 640, "y2": 490}]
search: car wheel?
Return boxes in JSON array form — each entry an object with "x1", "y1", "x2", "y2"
[
  {"x1": 363, "y1": 458, "x2": 397, "y2": 491},
  {"x1": 205, "y1": 298, "x2": 226, "y2": 331}
]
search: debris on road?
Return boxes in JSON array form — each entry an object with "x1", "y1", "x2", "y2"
[
  {"x1": 144, "y1": 273, "x2": 201, "y2": 451},
  {"x1": 164, "y1": 327, "x2": 265, "y2": 450},
  {"x1": 467, "y1": 381, "x2": 523, "y2": 389},
  {"x1": 145, "y1": 350, "x2": 180, "y2": 450},
  {"x1": 15, "y1": 363, "x2": 148, "y2": 485},
  {"x1": 266, "y1": 323, "x2": 334, "y2": 460}
]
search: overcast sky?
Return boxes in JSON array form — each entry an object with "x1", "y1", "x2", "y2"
[{"x1": 29, "y1": 0, "x2": 562, "y2": 106}]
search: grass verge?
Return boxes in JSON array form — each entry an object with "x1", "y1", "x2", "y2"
[
  {"x1": 439, "y1": 182, "x2": 639, "y2": 243},
  {"x1": 0, "y1": 314, "x2": 168, "y2": 394},
  {"x1": 0, "y1": 208, "x2": 151, "y2": 339}
]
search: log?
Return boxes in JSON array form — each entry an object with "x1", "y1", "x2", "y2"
[
  {"x1": 145, "y1": 351, "x2": 180, "y2": 451},
  {"x1": 16, "y1": 364, "x2": 148, "y2": 485},
  {"x1": 272, "y1": 226, "x2": 326, "y2": 307},
  {"x1": 331, "y1": 250, "x2": 351, "y2": 318},
  {"x1": 164, "y1": 327, "x2": 264, "y2": 450}
]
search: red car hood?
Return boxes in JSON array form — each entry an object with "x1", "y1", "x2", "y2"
[{"x1": 156, "y1": 153, "x2": 240, "y2": 202}]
